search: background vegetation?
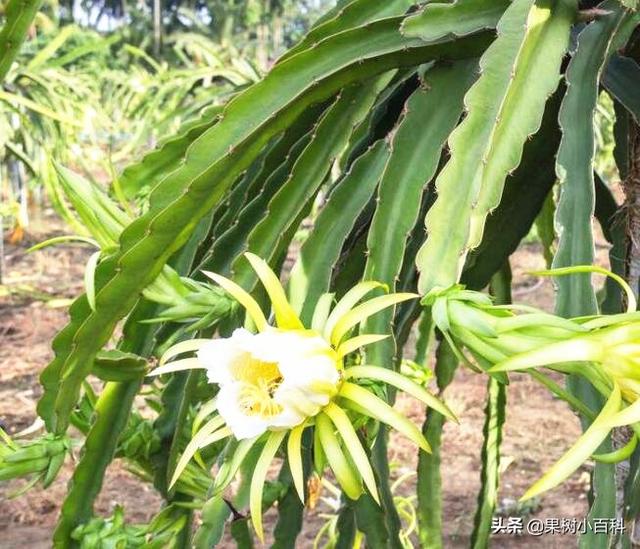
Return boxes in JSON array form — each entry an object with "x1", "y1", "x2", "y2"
[{"x1": 0, "y1": 0, "x2": 329, "y2": 253}]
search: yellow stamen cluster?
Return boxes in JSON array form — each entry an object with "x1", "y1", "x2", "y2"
[{"x1": 237, "y1": 378, "x2": 283, "y2": 418}]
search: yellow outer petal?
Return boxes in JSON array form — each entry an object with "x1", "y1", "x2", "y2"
[
  {"x1": 488, "y1": 338, "x2": 603, "y2": 372},
  {"x1": 339, "y1": 382, "x2": 431, "y2": 453},
  {"x1": 313, "y1": 422, "x2": 326, "y2": 474},
  {"x1": 189, "y1": 427, "x2": 233, "y2": 473},
  {"x1": 250, "y1": 430, "x2": 287, "y2": 542},
  {"x1": 159, "y1": 339, "x2": 211, "y2": 365},
  {"x1": 192, "y1": 399, "x2": 219, "y2": 468},
  {"x1": 192, "y1": 399, "x2": 218, "y2": 437},
  {"x1": 521, "y1": 383, "x2": 622, "y2": 501},
  {"x1": 287, "y1": 423, "x2": 307, "y2": 504},
  {"x1": 84, "y1": 251, "x2": 101, "y2": 312},
  {"x1": 331, "y1": 293, "x2": 418, "y2": 346},
  {"x1": 148, "y1": 358, "x2": 205, "y2": 377},
  {"x1": 336, "y1": 334, "x2": 389, "y2": 359},
  {"x1": 244, "y1": 252, "x2": 303, "y2": 330},
  {"x1": 344, "y1": 366, "x2": 457, "y2": 422},
  {"x1": 592, "y1": 435, "x2": 637, "y2": 463},
  {"x1": 532, "y1": 265, "x2": 637, "y2": 313},
  {"x1": 323, "y1": 281, "x2": 384, "y2": 341},
  {"x1": 194, "y1": 427, "x2": 233, "y2": 450},
  {"x1": 316, "y1": 413, "x2": 362, "y2": 500},
  {"x1": 323, "y1": 402, "x2": 379, "y2": 504},
  {"x1": 311, "y1": 292, "x2": 335, "y2": 333},
  {"x1": 202, "y1": 270, "x2": 268, "y2": 331},
  {"x1": 169, "y1": 416, "x2": 226, "y2": 488},
  {"x1": 606, "y1": 397, "x2": 640, "y2": 428}
]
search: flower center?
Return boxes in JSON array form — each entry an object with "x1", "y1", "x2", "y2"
[{"x1": 232, "y1": 358, "x2": 284, "y2": 418}]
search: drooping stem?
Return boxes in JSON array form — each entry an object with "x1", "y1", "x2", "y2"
[
  {"x1": 471, "y1": 377, "x2": 506, "y2": 549},
  {"x1": 416, "y1": 338, "x2": 458, "y2": 548},
  {"x1": 470, "y1": 263, "x2": 510, "y2": 549},
  {"x1": 551, "y1": 9, "x2": 625, "y2": 546}
]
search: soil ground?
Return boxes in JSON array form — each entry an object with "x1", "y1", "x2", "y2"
[{"x1": 0, "y1": 212, "x2": 616, "y2": 548}]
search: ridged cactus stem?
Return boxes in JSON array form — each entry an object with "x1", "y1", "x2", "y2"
[
  {"x1": 53, "y1": 302, "x2": 161, "y2": 547},
  {"x1": 53, "y1": 380, "x2": 142, "y2": 548},
  {"x1": 417, "y1": 339, "x2": 458, "y2": 548},
  {"x1": 470, "y1": 263, "x2": 510, "y2": 548}
]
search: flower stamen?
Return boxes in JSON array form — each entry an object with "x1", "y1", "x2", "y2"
[{"x1": 236, "y1": 368, "x2": 285, "y2": 419}]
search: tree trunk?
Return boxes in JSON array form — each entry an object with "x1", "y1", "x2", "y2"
[
  {"x1": 620, "y1": 117, "x2": 640, "y2": 547},
  {"x1": 624, "y1": 123, "x2": 640, "y2": 299}
]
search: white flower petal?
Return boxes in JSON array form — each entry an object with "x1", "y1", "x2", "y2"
[
  {"x1": 216, "y1": 383, "x2": 269, "y2": 439},
  {"x1": 274, "y1": 385, "x2": 321, "y2": 419},
  {"x1": 300, "y1": 385, "x2": 334, "y2": 407},
  {"x1": 249, "y1": 330, "x2": 329, "y2": 361},
  {"x1": 248, "y1": 330, "x2": 301, "y2": 362},
  {"x1": 197, "y1": 328, "x2": 255, "y2": 385},
  {"x1": 196, "y1": 326, "x2": 340, "y2": 434},
  {"x1": 278, "y1": 353, "x2": 339, "y2": 388},
  {"x1": 269, "y1": 404, "x2": 305, "y2": 429}
]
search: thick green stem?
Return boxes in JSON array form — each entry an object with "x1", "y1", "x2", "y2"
[
  {"x1": 166, "y1": 370, "x2": 200, "y2": 491},
  {"x1": 53, "y1": 380, "x2": 141, "y2": 548},
  {"x1": 53, "y1": 299, "x2": 160, "y2": 547},
  {"x1": 0, "y1": 0, "x2": 43, "y2": 82},
  {"x1": 369, "y1": 434, "x2": 401, "y2": 548},
  {"x1": 161, "y1": 370, "x2": 201, "y2": 548},
  {"x1": 471, "y1": 377, "x2": 506, "y2": 549},
  {"x1": 417, "y1": 339, "x2": 459, "y2": 548},
  {"x1": 470, "y1": 264, "x2": 510, "y2": 548}
]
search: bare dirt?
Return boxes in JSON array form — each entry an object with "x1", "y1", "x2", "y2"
[{"x1": 0, "y1": 213, "x2": 615, "y2": 548}]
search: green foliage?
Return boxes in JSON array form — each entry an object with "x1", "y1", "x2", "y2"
[
  {"x1": 604, "y1": 54, "x2": 640, "y2": 125},
  {"x1": 290, "y1": 138, "x2": 390, "y2": 320},
  {"x1": 416, "y1": 0, "x2": 575, "y2": 294},
  {"x1": 0, "y1": 432, "x2": 70, "y2": 488},
  {"x1": 363, "y1": 60, "x2": 478, "y2": 365},
  {"x1": 0, "y1": 19, "x2": 257, "y2": 237},
  {"x1": 4, "y1": 0, "x2": 640, "y2": 547},
  {"x1": 70, "y1": 504, "x2": 187, "y2": 548},
  {"x1": 401, "y1": 0, "x2": 510, "y2": 42},
  {"x1": 0, "y1": 0, "x2": 43, "y2": 81},
  {"x1": 37, "y1": 17, "x2": 489, "y2": 438},
  {"x1": 553, "y1": 1, "x2": 628, "y2": 318},
  {"x1": 551, "y1": 9, "x2": 637, "y2": 546}
]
